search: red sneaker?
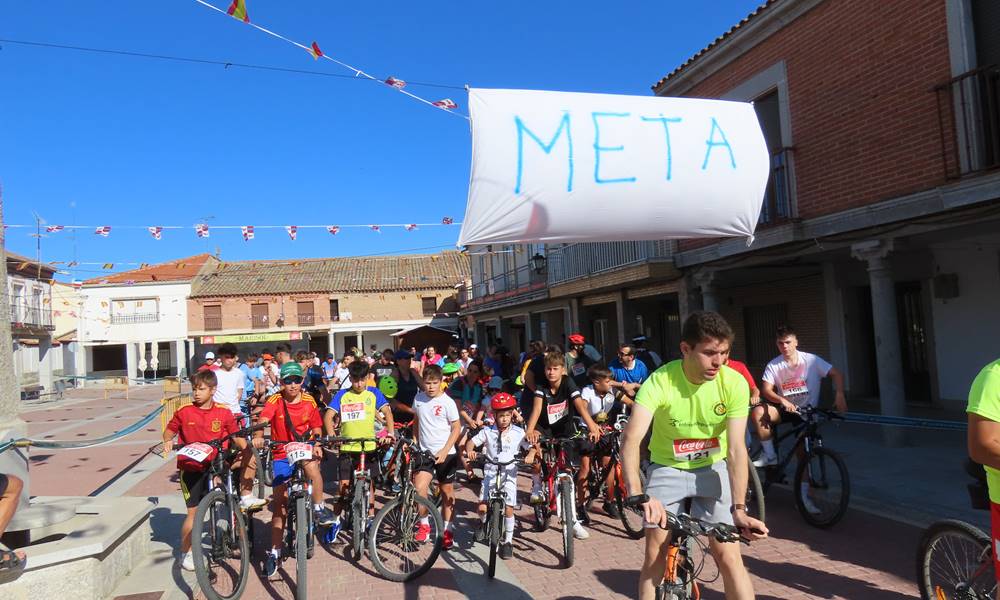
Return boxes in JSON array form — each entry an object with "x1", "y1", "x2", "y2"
[
  {"x1": 415, "y1": 523, "x2": 431, "y2": 543},
  {"x1": 443, "y1": 530, "x2": 454, "y2": 550}
]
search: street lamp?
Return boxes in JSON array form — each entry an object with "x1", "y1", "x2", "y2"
[{"x1": 530, "y1": 252, "x2": 547, "y2": 274}]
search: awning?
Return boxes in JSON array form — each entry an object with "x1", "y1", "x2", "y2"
[{"x1": 391, "y1": 325, "x2": 457, "y2": 337}]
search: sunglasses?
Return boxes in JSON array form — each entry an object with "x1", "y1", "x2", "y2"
[{"x1": 282, "y1": 376, "x2": 304, "y2": 385}]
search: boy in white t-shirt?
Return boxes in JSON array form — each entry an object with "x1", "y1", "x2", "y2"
[
  {"x1": 579, "y1": 364, "x2": 631, "y2": 519},
  {"x1": 465, "y1": 392, "x2": 534, "y2": 560},
  {"x1": 412, "y1": 364, "x2": 462, "y2": 550}
]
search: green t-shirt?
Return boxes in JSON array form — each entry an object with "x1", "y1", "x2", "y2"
[
  {"x1": 635, "y1": 360, "x2": 750, "y2": 470},
  {"x1": 966, "y1": 359, "x2": 1000, "y2": 503}
]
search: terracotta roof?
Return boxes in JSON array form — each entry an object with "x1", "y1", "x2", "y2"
[
  {"x1": 651, "y1": 0, "x2": 778, "y2": 92},
  {"x1": 190, "y1": 251, "x2": 471, "y2": 297},
  {"x1": 83, "y1": 253, "x2": 217, "y2": 285},
  {"x1": 6, "y1": 251, "x2": 57, "y2": 277}
]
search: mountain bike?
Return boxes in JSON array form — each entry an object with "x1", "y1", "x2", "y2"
[
  {"x1": 330, "y1": 437, "x2": 378, "y2": 560},
  {"x1": 368, "y1": 434, "x2": 444, "y2": 581},
  {"x1": 480, "y1": 455, "x2": 520, "y2": 578},
  {"x1": 183, "y1": 422, "x2": 267, "y2": 600},
  {"x1": 754, "y1": 405, "x2": 848, "y2": 527},
  {"x1": 532, "y1": 434, "x2": 583, "y2": 569},
  {"x1": 625, "y1": 494, "x2": 750, "y2": 600},
  {"x1": 581, "y1": 414, "x2": 647, "y2": 539},
  {"x1": 916, "y1": 461, "x2": 997, "y2": 599}
]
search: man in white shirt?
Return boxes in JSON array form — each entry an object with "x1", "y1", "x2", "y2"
[
  {"x1": 212, "y1": 343, "x2": 246, "y2": 421},
  {"x1": 752, "y1": 326, "x2": 846, "y2": 512},
  {"x1": 412, "y1": 364, "x2": 462, "y2": 550}
]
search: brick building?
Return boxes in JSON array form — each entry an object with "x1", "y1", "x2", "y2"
[
  {"x1": 461, "y1": 0, "x2": 1000, "y2": 421},
  {"x1": 188, "y1": 251, "x2": 470, "y2": 363}
]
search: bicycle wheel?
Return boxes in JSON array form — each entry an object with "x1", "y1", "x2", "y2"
[
  {"x1": 487, "y1": 502, "x2": 503, "y2": 578},
  {"x1": 746, "y1": 457, "x2": 766, "y2": 524},
  {"x1": 368, "y1": 492, "x2": 444, "y2": 581},
  {"x1": 559, "y1": 478, "x2": 575, "y2": 569},
  {"x1": 794, "y1": 447, "x2": 849, "y2": 528},
  {"x1": 352, "y1": 480, "x2": 367, "y2": 559},
  {"x1": 254, "y1": 446, "x2": 270, "y2": 497},
  {"x1": 295, "y1": 494, "x2": 308, "y2": 600},
  {"x1": 191, "y1": 489, "x2": 250, "y2": 600},
  {"x1": 617, "y1": 464, "x2": 647, "y2": 540},
  {"x1": 917, "y1": 519, "x2": 997, "y2": 600}
]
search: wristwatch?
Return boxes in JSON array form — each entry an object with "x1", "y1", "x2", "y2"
[{"x1": 730, "y1": 503, "x2": 746, "y2": 514}]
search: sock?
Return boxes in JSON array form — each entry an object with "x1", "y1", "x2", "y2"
[
  {"x1": 761, "y1": 440, "x2": 776, "y2": 458},
  {"x1": 420, "y1": 516, "x2": 430, "y2": 526},
  {"x1": 480, "y1": 513, "x2": 488, "y2": 523},
  {"x1": 444, "y1": 521, "x2": 453, "y2": 532},
  {"x1": 314, "y1": 503, "x2": 325, "y2": 511},
  {"x1": 504, "y1": 516, "x2": 515, "y2": 543},
  {"x1": 270, "y1": 548, "x2": 280, "y2": 558}
]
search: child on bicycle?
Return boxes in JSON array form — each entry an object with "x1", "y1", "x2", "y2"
[
  {"x1": 465, "y1": 392, "x2": 534, "y2": 560},
  {"x1": 580, "y1": 364, "x2": 630, "y2": 519},
  {"x1": 324, "y1": 360, "x2": 395, "y2": 542},
  {"x1": 412, "y1": 364, "x2": 462, "y2": 549},
  {"x1": 252, "y1": 362, "x2": 334, "y2": 578},
  {"x1": 163, "y1": 369, "x2": 251, "y2": 572}
]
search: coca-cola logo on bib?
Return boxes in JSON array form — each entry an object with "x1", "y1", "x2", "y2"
[{"x1": 675, "y1": 439, "x2": 719, "y2": 453}]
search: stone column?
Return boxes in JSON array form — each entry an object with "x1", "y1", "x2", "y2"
[
  {"x1": 125, "y1": 342, "x2": 138, "y2": 381},
  {"x1": 173, "y1": 339, "x2": 185, "y2": 377},
  {"x1": 37, "y1": 335, "x2": 54, "y2": 392},
  {"x1": 694, "y1": 270, "x2": 719, "y2": 313},
  {"x1": 852, "y1": 240, "x2": 906, "y2": 447},
  {"x1": 822, "y1": 262, "x2": 850, "y2": 391},
  {"x1": 327, "y1": 331, "x2": 336, "y2": 356},
  {"x1": 356, "y1": 330, "x2": 364, "y2": 355},
  {"x1": 614, "y1": 291, "x2": 626, "y2": 345},
  {"x1": 0, "y1": 190, "x2": 30, "y2": 511}
]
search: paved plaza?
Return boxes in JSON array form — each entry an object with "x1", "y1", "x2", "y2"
[{"x1": 13, "y1": 384, "x2": 945, "y2": 599}]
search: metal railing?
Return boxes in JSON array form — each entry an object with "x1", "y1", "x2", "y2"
[
  {"x1": 470, "y1": 263, "x2": 547, "y2": 302},
  {"x1": 9, "y1": 295, "x2": 53, "y2": 329},
  {"x1": 204, "y1": 315, "x2": 223, "y2": 331},
  {"x1": 251, "y1": 314, "x2": 269, "y2": 329},
  {"x1": 110, "y1": 312, "x2": 159, "y2": 325},
  {"x1": 936, "y1": 64, "x2": 1000, "y2": 178},
  {"x1": 759, "y1": 148, "x2": 793, "y2": 225},
  {"x1": 546, "y1": 240, "x2": 673, "y2": 285},
  {"x1": 298, "y1": 313, "x2": 316, "y2": 326}
]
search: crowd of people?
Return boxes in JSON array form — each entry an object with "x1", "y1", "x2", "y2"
[{"x1": 159, "y1": 312, "x2": 870, "y2": 598}]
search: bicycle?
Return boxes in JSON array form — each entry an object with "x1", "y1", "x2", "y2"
[
  {"x1": 581, "y1": 414, "x2": 647, "y2": 539},
  {"x1": 624, "y1": 494, "x2": 750, "y2": 600},
  {"x1": 916, "y1": 461, "x2": 997, "y2": 600},
  {"x1": 182, "y1": 422, "x2": 267, "y2": 600},
  {"x1": 368, "y1": 434, "x2": 445, "y2": 581},
  {"x1": 532, "y1": 433, "x2": 584, "y2": 569},
  {"x1": 753, "y1": 405, "x2": 849, "y2": 527},
  {"x1": 480, "y1": 455, "x2": 519, "y2": 578},
  {"x1": 322, "y1": 436, "x2": 378, "y2": 560}
]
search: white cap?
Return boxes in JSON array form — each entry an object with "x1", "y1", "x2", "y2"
[
  {"x1": 470, "y1": 344, "x2": 478, "y2": 349},
  {"x1": 205, "y1": 351, "x2": 216, "y2": 360}
]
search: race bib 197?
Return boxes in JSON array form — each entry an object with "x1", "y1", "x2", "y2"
[
  {"x1": 547, "y1": 401, "x2": 568, "y2": 424},
  {"x1": 177, "y1": 442, "x2": 213, "y2": 462},
  {"x1": 672, "y1": 438, "x2": 721, "y2": 462},
  {"x1": 341, "y1": 402, "x2": 365, "y2": 422},
  {"x1": 286, "y1": 442, "x2": 313, "y2": 464}
]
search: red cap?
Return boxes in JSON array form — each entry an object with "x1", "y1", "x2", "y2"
[
  {"x1": 568, "y1": 333, "x2": 585, "y2": 345},
  {"x1": 490, "y1": 392, "x2": 518, "y2": 411}
]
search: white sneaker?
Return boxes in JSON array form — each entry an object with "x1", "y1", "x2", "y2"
[
  {"x1": 572, "y1": 522, "x2": 590, "y2": 540},
  {"x1": 181, "y1": 551, "x2": 195, "y2": 572},
  {"x1": 800, "y1": 493, "x2": 822, "y2": 515},
  {"x1": 240, "y1": 494, "x2": 266, "y2": 510},
  {"x1": 752, "y1": 454, "x2": 777, "y2": 468}
]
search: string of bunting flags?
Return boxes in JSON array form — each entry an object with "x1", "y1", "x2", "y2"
[
  {"x1": 14, "y1": 219, "x2": 459, "y2": 240},
  {"x1": 195, "y1": 0, "x2": 465, "y2": 118}
]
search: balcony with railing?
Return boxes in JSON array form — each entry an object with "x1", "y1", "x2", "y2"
[
  {"x1": 204, "y1": 315, "x2": 223, "y2": 331},
  {"x1": 546, "y1": 240, "x2": 674, "y2": 286},
  {"x1": 464, "y1": 262, "x2": 547, "y2": 310},
  {"x1": 936, "y1": 65, "x2": 1000, "y2": 179},
  {"x1": 759, "y1": 148, "x2": 793, "y2": 225},
  {"x1": 9, "y1": 295, "x2": 54, "y2": 330},
  {"x1": 298, "y1": 313, "x2": 316, "y2": 327},
  {"x1": 110, "y1": 312, "x2": 160, "y2": 325}
]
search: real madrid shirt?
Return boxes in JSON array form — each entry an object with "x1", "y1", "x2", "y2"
[{"x1": 635, "y1": 360, "x2": 750, "y2": 470}]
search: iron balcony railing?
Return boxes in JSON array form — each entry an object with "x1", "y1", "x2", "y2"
[
  {"x1": 936, "y1": 64, "x2": 1000, "y2": 178},
  {"x1": 110, "y1": 312, "x2": 159, "y2": 325},
  {"x1": 9, "y1": 295, "x2": 53, "y2": 329},
  {"x1": 467, "y1": 263, "x2": 547, "y2": 306},
  {"x1": 298, "y1": 313, "x2": 316, "y2": 326},
  {"x1": 759, "y1": 148, "x2": 793, "y2": 225},
  {"x1": 546, "y1": 240, "x2": 674, "y2": 286},
  {"x1": 204, "y1": 315, "x2": 223, "y2": 331}
]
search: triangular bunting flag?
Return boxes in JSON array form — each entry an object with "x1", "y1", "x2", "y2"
[
  {"x1": 148, "y1": 226, "x2": 163, "y2": 240},
  {"x1": 46, "y1": 225, "x2": 64, "y2": 233},
  {"x1": 226, "y1": 0, "x2": 249, "y2": 23},
  {"x1": 385, "y1": 76, "x2": 406, "y2": 89},
  {"x1": 309, "y1": 42, "x2": 323, "y2": 60},
  {"x1": 286, "y1": 225, "x2": 298, "y2": 240},
  {"x1": 95, "y1": 226, "x2": 111, "y2": 237},
  {"x1": 370, "y1": 225, "x2": 381, "y2": 233},
  {"x1": 195, "y1": 223, "x2": 210, "y2": 238},
  {"x1": 327, "y1": 225, "x2": 340, "y2": 235},
  {"x1": 242, "y1": 225, "x2": 255, "y2": 241},
  {"x1": 442, "y1": 217, "x2": 454, "y2": 225},
  {"x1": 404, "y1": 224, "x2": 418, "y2": 231},
  {"x1": 432, "y1": 99, "x2": 457, "y2": 110}
]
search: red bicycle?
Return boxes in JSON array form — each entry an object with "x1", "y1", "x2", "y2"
[{"x1": 530, "y1": 434, "x2": 582, "y2": 568}]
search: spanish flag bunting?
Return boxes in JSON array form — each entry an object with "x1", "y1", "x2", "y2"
[
  {"x1": 103, "y1": 263, "x2": 114, "y2": 269},
  {"x1": 227, "y1": 0, "x2": 249, "y2": 23},
  {"x1": 308, "y1": 42, "x2": 323, "y2": 60}
]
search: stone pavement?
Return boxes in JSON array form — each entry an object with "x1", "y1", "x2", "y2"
[{"x1": 17, "y1": 384, "x2": 974, "y2": 599}]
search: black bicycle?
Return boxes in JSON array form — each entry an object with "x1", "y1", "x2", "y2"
[
  {"x1": 479, "y1": 455, "x2": 520, "y2": 578},
  {"x1": 916, "y1": 461, "x2": 997, "y2": 600},
  {"x1": 368, "y1": 434, "x2": 444, "y2": 581},
  {"x1": 581, "y1": 414, "x2": 647, "y2": 539},
  {"x1": 185, "y1": 422, "x2": 267, "y2": 600},
  {"x1": 753, "y1": 405, "x2": 849, "y2": 527},
  {"x1": 625, "y1": 495, "x2": 750, "y2": 600}
]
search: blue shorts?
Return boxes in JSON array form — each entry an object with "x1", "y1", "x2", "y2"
[{"x1": 272, "y1": 459, "x2": 294, "y2": 487}]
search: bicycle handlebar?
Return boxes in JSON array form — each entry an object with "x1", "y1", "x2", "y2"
[{"x1": 624, "y1": 494, "x2": 750, "y2": 545}]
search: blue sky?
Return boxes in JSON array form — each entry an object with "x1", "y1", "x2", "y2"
[{"x1": 1, "y1": 0, "x2": 762, "y2": 280}]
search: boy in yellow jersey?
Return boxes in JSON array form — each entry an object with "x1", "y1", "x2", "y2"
[
  {"x1": 966, "y1": 357, "x2": 1000, "y2": 582},
  {"x1": 325, "y1": 360, "x2": 394, "y2": 542},
  {"x1": 622, "y1": 312, "x2": 768, "y2": 600}
]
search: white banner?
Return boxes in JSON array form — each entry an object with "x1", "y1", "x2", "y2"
[{"x1": 458, "y1": 88, "x2": 770, "y2": 246}]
